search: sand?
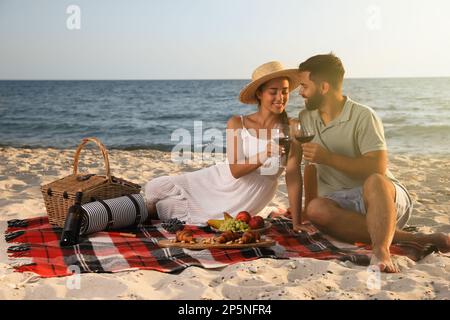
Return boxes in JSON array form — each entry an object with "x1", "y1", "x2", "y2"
[{"x1": 0, "y1": 146, "x2": 449, "y2": 300}]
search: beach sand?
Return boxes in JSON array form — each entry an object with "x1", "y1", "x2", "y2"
[{"x1": 0, "y1": 147, "x2": 449, "y2": 300}]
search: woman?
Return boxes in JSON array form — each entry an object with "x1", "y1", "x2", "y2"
[{"x1": 144, "y1": 61, "x2": 304, "y2": 229}]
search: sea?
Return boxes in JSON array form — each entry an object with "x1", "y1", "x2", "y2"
[{"x1": 1, "y1": 78, "x2": 449, "y2": 155}]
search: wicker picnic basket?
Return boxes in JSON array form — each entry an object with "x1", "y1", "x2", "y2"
[{"x1": 41, "y1": 137, "x2": 141, "y2": 227}]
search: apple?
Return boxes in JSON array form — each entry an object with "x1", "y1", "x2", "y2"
[
  {"x1": 235, "y1": 211, "x2": 251, "y2": 224},
  {"x1": 249, "y1": 216, "x2": 264, "y2": 229}
]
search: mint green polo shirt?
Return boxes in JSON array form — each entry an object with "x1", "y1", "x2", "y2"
[{"x1": 298, "y1": 96, "x2": 400, "y2": 196}]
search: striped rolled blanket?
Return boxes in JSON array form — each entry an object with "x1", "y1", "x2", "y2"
[{"x1": 80, "y1": 194, "x2": 148, "y2": 235}]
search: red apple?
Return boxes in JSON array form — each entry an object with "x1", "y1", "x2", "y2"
[
  {"x1": 249, "y1": 216, "x2": 264, "y2": 229},
  {"x1": 236, "y1": 211, "x2": 251, "y2": 224}
]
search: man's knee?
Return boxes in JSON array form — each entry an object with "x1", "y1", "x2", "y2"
[
  {"x1": 363, "y1": 173, "x2": 395, "y2": 203},
  {"x1": 306, "y1": 198, "x2": 338, "y2": 227}
]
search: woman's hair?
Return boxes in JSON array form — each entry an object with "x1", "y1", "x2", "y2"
[{"x1": 280, "y1": 109, "x2": 289, "y2": 134}]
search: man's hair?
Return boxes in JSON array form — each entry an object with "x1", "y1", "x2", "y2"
[{"x1": 298, "y1": 53, "x2": 345, "y2": 89}]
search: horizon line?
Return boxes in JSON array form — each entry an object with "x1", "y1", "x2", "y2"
[
  {"x1": 1, "y1": 76, "x2": 450, "y2": 81},
  {"x1": 0, "y1": 75, "x2": 450, "y2": 81}
]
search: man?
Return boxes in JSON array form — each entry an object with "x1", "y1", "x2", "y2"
[{"x1": 296, "y1": 53, "x2": 449, "y2": 273}]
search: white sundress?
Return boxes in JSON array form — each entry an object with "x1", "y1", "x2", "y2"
[{"x1": 144, "y1": 115, "x2": 285, "y2": 225}]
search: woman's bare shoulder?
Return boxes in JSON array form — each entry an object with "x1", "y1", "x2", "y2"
[
  {"x1": 227, "y1": 115, "x2": 242, "y2": 129},
  {"x1": 241, "y1": 113, "x2": 259, "y2": 126}
]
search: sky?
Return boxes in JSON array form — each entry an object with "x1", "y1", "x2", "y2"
[{"x1": 1, "y1": 0, "x2": 450, "y2": 79}]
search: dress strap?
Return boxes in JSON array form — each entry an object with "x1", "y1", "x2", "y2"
[{"x1": 239, "y1": 115, "x2": 249, "y2": 139}]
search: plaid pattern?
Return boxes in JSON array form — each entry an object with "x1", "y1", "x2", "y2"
[{"x1": 4, "y1": 216, "x2": 437, "y2": 278}]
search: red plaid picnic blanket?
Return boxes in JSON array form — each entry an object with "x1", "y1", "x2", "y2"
[{"x1": 4, "y1": 216, "x2": 436, "y2": 278}]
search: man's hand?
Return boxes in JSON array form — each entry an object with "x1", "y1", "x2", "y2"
[
  {"x1": 293, "y1": 223, "x2": 316, "y2": 233},
  {"x1": 301, "y1": 143, "x2": 331, "y2": 164}
]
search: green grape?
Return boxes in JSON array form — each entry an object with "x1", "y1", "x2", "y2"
[{"x1": 218, "y1": 218, "x2": 250, "y2": 232}]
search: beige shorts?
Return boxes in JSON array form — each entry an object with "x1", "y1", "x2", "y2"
[{"x1": 324, "y1": 182, "x2": 412, "y2": 229}]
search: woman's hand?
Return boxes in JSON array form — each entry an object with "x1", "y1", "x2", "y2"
[{"x1": 264, "y1": 140, "x2": 285, "y2": 157}]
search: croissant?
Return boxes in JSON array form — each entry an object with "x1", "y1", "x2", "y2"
[
  {"x1": 176, "y1": 229, "x2": 193, "y2": 242},
  {"x1": 241, "y1": 231, "x2": 261, "y2": 244},
  {"x1": 216, "y1": 231, "x2": 240, "y2": 243}
]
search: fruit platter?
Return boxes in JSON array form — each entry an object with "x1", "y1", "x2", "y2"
[
  {"x1": 207, "y1": 211, "x2": 272, "y2": 234},
  {"x1": 158, "y1": 229, "x2": 275, "y2": 250}
]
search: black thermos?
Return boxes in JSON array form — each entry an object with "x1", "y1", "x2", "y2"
[{"x1": 60, "y1": 191, "x2": 84, "y2": 247}]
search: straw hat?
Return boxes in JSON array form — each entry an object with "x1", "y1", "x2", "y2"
[{"x1": 239, "y1": 61, "x2": 302, "y2": 104}]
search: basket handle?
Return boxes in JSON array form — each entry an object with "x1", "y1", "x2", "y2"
[{"x1": 73, "y1": 137, "x2": 112, "y2": 183}]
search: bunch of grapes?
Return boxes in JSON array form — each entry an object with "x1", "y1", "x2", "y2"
[
  {"x1": 161, "y1": 218, "x2": 185, "y2": 233},
  {"x1": 219, "y1": 219, "x2": 249, "y2": 232}
]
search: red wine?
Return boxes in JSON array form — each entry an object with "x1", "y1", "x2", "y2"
[
  {"x1": 295, "y1": 135, "x2": 315, "y2": 143},
  {"x1": 278, "y1": 137, "x2": 291, "y2": 156}
]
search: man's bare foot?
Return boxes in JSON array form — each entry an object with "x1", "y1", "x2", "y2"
[
  {"x1": 371, "y1": 248, "x2": 400, "y2": 273},
  {"x1": 423, "y1": 233, "x2": 450, "y2": 253}
]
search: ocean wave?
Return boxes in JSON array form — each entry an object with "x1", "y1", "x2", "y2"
[
  {"x1": 385, "y1": 124, "x2": 450, "y2": 137},
  {"x1": 2, "y1": 79, "x2": 450, "y2": 155}
]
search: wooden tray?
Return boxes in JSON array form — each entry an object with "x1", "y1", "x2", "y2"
[{"x1": 158, "y1": 238, "x2": 276, "y2": 250}]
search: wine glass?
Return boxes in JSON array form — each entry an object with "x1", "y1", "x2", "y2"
[
  {"x1": 291, "y1": 120, "x2": 315, "y2": 164},
  {"x1": 273, "y1": 123, "x2": 291, "y2": 167}
]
